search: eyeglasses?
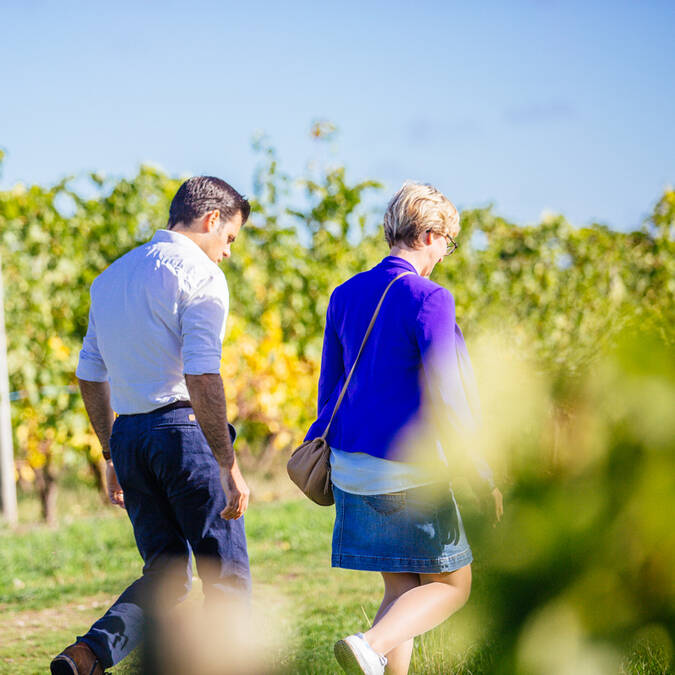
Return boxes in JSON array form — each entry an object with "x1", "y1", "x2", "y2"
[
  {"x1": 444, "y1": 234, "x2": 459, "y2": 255},
  {"x1": 426, "y1": 229, "x2": 459, "y2": 255}
]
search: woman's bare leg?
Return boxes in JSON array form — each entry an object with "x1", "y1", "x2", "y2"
[
  {"x1": 363, "y1": 565, "x2": 472, "y2": 660},
  {"x1": 371, "y1": 573, "x2": 420, "y2": 675}
]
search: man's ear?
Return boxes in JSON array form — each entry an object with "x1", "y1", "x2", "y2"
[{"x1": 203, "y1": 209, "x2": 220, "y2": 233}]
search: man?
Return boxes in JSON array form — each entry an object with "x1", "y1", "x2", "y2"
[{"x1": 51, "y1": 177, "x2": 252, "y2": 675}]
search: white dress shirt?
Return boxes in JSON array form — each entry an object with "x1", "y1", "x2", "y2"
[{"x1": 76, "y1": 229, "x2": 229, "y2": 414}]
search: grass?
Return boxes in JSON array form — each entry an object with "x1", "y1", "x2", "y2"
[
  {"x1": 1, "y1": 489, "x2": 672, "y2": 674},
  {"x1": 1, "y1": 490, "x2": 493, "y2": 674}
]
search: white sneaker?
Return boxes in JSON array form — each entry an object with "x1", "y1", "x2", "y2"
[{"x1": 334, "y1": 633, "x2": 387, "y2": 675}]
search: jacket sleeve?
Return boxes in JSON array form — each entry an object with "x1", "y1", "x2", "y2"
[
  {"x1": 415, "y1": 287, "x2": 495, "y2": 490},
  {"x1": 317, "y1": 290, "x2": 345, "y2": 413}
]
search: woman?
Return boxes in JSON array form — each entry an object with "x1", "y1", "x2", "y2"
[{"x1": 305, "y1": 182, "x2": 503, "y2": 675}]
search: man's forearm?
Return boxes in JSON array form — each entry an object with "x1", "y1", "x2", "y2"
[
  {"x1": 185, "y1": 373, "x2": 235, "y2": 468},
  {"x1": 78, "y1": 379, "x2": 115, "y2": 457}
]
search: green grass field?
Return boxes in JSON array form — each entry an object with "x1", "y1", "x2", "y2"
[
  {"x1": 0, "y1": 491, "x2": 486, "y2": 674},
  {"x1": 1, "y1": 489, "x2": 671, "y2": 674}
]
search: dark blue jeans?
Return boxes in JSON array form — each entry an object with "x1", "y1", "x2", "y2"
[{"x1": 80, "y1": 406, "x2": 251, "y2": 668}]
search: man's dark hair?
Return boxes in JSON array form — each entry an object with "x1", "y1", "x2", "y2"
[{"x1": 167, "y1": 176, "x2": 251, "y2": 229}]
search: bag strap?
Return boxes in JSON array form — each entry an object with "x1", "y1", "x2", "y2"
[{"x1": 321, "y1": 270, "x2": 414, "y2": 440}]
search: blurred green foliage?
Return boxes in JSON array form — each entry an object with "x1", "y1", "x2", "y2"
[{"x1": 448, "y1": 332, "x2": 675, "y2": 674}]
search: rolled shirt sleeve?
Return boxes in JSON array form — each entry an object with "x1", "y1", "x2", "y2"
[
  {"x1": 76, "y1": 307, "x2": 109, "y2": 382},
  {"x1": 180, "y1": 271, "x2": 229, "y2": 375}
]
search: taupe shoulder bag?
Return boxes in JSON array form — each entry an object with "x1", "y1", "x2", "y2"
[{"x1": 287, "y1": 271, "x2": 413, "y2": 505}]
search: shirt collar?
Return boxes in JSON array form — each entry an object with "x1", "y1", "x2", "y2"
[
  {"x1": 151, "y1": 229, "x2": 215, "y2": 264},
  {"x1": 379, "y1": 255, "x2": 420, "y2": 275}
]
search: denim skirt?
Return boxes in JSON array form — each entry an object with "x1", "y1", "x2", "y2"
[{"x1": 331, "y1": 484, "x2": 473, "y2": 574}]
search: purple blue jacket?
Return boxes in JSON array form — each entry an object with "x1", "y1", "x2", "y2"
[{"x1": 306, "y1": 256, "x2": 493, "y2": 485}]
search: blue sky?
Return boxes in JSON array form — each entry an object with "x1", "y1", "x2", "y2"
[{"x1": 1, "y1": 0, "x2": 673, "y2": 231}]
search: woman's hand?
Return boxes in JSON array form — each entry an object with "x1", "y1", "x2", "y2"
[{"x1": 491, "y1": 487, "x2": 503, "y2": 524}]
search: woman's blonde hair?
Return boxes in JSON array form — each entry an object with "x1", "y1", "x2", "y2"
[{"x1": 383, "y1": 181, "x2": 460, "y2": 248}]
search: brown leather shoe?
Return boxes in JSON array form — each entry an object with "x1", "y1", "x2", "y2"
[{"x1": 50, "y1": 641, "x2": 104, "y2": 675}]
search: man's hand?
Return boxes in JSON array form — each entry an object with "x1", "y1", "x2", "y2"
[
  {"x1": 106, "y1": 460, "x2": 125, "y2": 509},
  {"x1": 79, "y1": 379, "x2": 122, "y2": 509},
  {"x1": 219, "y1": 461, "x2": 250, "y2": 520},
  {"x1": 491, "y1": 487, "x2": 504, "y2": 524},
  {"x1": 185, "y1": 373, "x2": 250, "y2": 519}
]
